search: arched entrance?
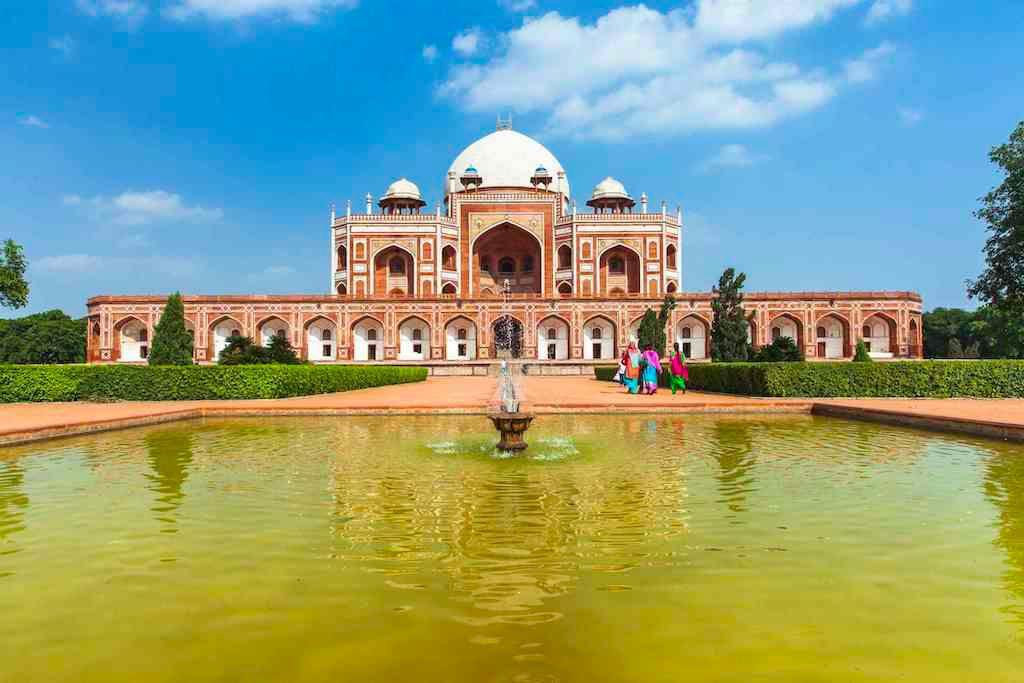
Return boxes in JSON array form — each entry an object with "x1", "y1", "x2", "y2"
[
  {"x1": 769, "y1": 314, "x2": 803, "y2": 350},
  {"x1": 373, "y1": 246, "x2": 414, "y2": 297},
  {"x1": 306, "y1": 317, "x2": 337, "y2": 362},
  {"x1": 815, "y1": 314, "x2": 850, "y2": 359},
  {"x1": 445, "y1": 317, "x2": 477, "y2": 360},
  {"x1": 909, "y1": 318, "x2": 920, "y2": 358},
  {"x1": 398, "y1": 316, "x2": 431, "y2": 361},
  {"x1": 676, "y1": 316, "x2": 708, "y2": 360},
  {"x1": 211, "y1": 317, "x2": 243, "y2": 362},
  {"x1": 537, "y1": 316, "x2": 569, "y2": 360},
  {"x1": 862, "y1": 314, "x2": 896, "y2": 357},
  {"x1": 258, "y1": 317, "x2": 289, "y2": 347},
  {"x1": 491, "y1": 315, "x2": 523, "y2": 359},
  {"x1": 598, "y1": 245, "x2": 641, "y2": 296},
  {"x1": 583, "y1": 316, "x2": 616, "y2": 360},
  {"x1": 352, "y1": 317, "x2": 384, "y2": 361},
  {"x1": 116, "y1": 317, "x2": 148, "y2": 362},
  {"x1": 473, "y1": 223, "x2": 542, "y2": 296}
]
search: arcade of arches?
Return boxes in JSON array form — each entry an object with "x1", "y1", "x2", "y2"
[{"x1": 474, "y1": 224, "x2": 542, "y2": 296}]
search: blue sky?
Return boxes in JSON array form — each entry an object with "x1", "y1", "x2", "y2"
[{"x1": 2, "y1": 0, "x2": 1022, "y2": 316}]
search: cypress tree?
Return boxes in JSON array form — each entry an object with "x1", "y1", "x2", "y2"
[
  {"x1": 636, "y1": 309, "x2": 663, "y2": 355},
  {"x1": 710, "y1": 267, "x2": 749, "y2": 362},
  {"x1": 148, "y1": 292, "x2": 194, "y2": 365},
  {"x1": 853, "y1": 340, "x2": 873, "y2": 362}
]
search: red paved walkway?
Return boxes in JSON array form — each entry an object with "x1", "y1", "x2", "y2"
[{"x1": 1, "y1": 375, "x2": 1023, "y2": 446}]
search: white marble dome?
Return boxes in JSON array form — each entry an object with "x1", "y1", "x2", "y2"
[
  {"x1": 382, "y1": 178, "x2": 423, "y2": 201},
  {"x1": 447, "y1": 129, "x2": 570, "y2": 198},
  {"x1": 591, "y1": 177, "x2": 630, "y2": 201}
]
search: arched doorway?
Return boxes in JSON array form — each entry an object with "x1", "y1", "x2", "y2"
[
  {"x1": 557, "y1": 281, "x2": 572, "y2": 297},
  {"x1": 441, "y1": 245, "x2": 457, "y2": 271},
  {"x1": 557, "y1": 244, "x2": 572, "y2": 270},
  {"x1": 599, "y1": 245, "x2": 641, "y2": 296},
  {"x1": 473, "y1": 223, "x2": 542, "y2": 296},
  {"x1": 353, "y1": 317, "x2": 384, "y2": 361},
  {"x1": 211, "y1": 317, "x2": 242, "y2": 362},
  {"x1": 441, "y1": 282, "x2": 457, "y2": 296},
  {"x1": 258, "y1": 317, "x2": 289, "y2": 347},
  {"x1": 537, "y1": 316, "x2": 569, "y2": 360},
  {"x1": 491, "y1": 315, "x2": 523, "y2": 358},
  {"x1": 862, "y1": 315, "x2": 896, "y2": 357},
  {"x1": 815, "y1": 314, "x2": 850, "y2": 359},
  {"x1": 666, "y1": 244, "x2": 677, "y2": 270},
  {"x1": 306, "y1": 317, "x2": 337, "y2": 362},
  {"x1": 676, "y1": 316, "x2": 708, "y2": 360},
  {"x1": 116, "y1": 317, "x2": 148, "y2": 362},
  {"x1": 374, "y1": 246, "x2": 414, "y2": 297},
  {"x1": 336, "y1": 245, "x2": 347, "y2": 271},
  {"x1": 909, "y1": 318, "x2": 920, "y2": 358},
  {"x1": 445, "y1": 317, "x2": 477, "y2": 360},
  {"x1": 398, "y1": 317, "x2": 430, "y2": 361},
  {"x1": 583, "y1": 316, "x2": 616, "y2": 360},
  {"x1": 336, "y1": 282, "x2": 347, "y2": 296},
  {"x1": 769, "y1": 315, "x2": 803, "y2": 350}
]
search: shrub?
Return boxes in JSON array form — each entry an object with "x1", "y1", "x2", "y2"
[
  {"x1": 853, "y1": 341, "x2": 873, "y2": 362},
  {"x1": 753, "y1": 336, "x2": 803, "y2": 363},
  {"x1": 148, "y1": 292, "x2": 194, "y2": 366},
  {"x1": 0, "y1": 364, "x2": 427, "y2": 403},
  {"x1": 595, "y1": 360, "x2": 1024, "y2": 398}
]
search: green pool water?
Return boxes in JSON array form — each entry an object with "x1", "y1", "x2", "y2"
[{"x1": 2, "y1": 414, "x2": 1024, "y2": 682}]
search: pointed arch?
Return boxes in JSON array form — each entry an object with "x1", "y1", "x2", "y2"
[
  {"x1": 862, "y1": 312, "x2": 898, "y2": 356},
  {"x1": 256, "y1": 315, "x2": 290, "y2": 347},
  {"x1": 351, "y1": 315, "x2": 385, "y2": 361},
  {"x1": 583, "y1": 314, "x2": 616, "y2": 360},
  {"x1": 304, "y1": 315, "x2": 337, "y2": 362},
  {"x1": 371, "y1": 243, "x2": 416, "y2": 298},
  {"x1": 113, "y1": 315, "x2": 148, "y2": 362},
  {"x1": 814, "y1": 312, "x2": 851, "y2": 359},
  {"x1": 471, "y1": 221, "x2": 544, "y2": 297},
  {"x1": 768, "y1": 312, "x2": 804, "y2": 351},
  {"x1": 397, "y1": 315, "x2": 431, "y2": 361},
  {"x1": 445, "y1": 315, "x2": 477, "y2": 360}
]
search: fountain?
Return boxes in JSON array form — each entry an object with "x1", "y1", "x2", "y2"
[{"x1": 488, "y1": 279, "x2": 535, "y2": 451}]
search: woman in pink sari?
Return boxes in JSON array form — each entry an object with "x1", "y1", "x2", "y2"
[{"x1": 641, "y1": 344, "x2": 662, "y2": 395}]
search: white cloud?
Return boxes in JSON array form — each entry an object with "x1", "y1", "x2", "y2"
[
  {"x1": 75, "y1": 0, "x2": 149, "y2": 26},
  {"x1": 63, "y1": 190, "x2": 224, "y2": 226},
  {"x1": 843, "y1": 41, "x2": 896, "y2": 83},
  {"x1": 899, "y1": 107, "x2": 923, "y2": 125},
  {"x1": 499, "y1": 0, "x2": 536, "y2": 11},
  {"x1": 695, "y1": 0, "x2": 861, "y2": 41},
  {"x1": 165, "y1": 0, "x2": 357, "y2": 22},
  {"x1": 19, "y1": 115, "x2": 50, "y2": 129},
  {"x1": 35, "y1": 254, "x2": 103, "y2": 273},
  {"x1": 441, "y1": 5, "x2": 893, "y2": 141},
  {"x1": 49, "y1": 36, "x2": 77, "y2": 57},
  {"x1": 453, "y1": 28, "x2": 483, "y2": 57},
  {"x1": 866, "y1": 0, "x2": 913, "y2": 25},
  {"x1": 34, "y1": 253, "x2": 202, "y2": 278},
  {"x1": 697, "y1": 144, "x2": 767, "y2": 172},
  {"x1": 422, "y1": 44, "x2": 439, "y2": 63}
]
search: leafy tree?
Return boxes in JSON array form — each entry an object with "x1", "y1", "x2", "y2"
[
  {"x1": 148, "y1": 292, "x2": 193, "y2": 366},
  {"x1": 923, "y1": 308, "x2": 976, "y2": 358},
  {"x1": 636, "y1": 295, "x2": 676, "y2": 357},
  {"x1": 0, "y1": 310, "x2": 85, "y2": 364},
  {"x1": 710, "y1": 267, "x2": 749, "y2": 362},
  {"x1": 853, "y1": 341, "x2": 873, "y2": 362},
  {"x1": 948, "y1": 337, "x2": 965, "y2": 359},
  {"x1": 970, "y1": 305, "x2": 1024, "y2": 359},
  {"x1": 0, "y1": 239, "x2": 29, "y2": 310},
  {"x1": 968, "y1": 121, "x2": 1024, "y2": 318},
  {"x1": 218, "y1": 334, "x2": 301, "y2": 365},
  {"x1": 266, "y1": 334, "x2": 301, "y2": 364},
  {"x1": 753, "y1": 336, "x2": 802, "y2": 363}
]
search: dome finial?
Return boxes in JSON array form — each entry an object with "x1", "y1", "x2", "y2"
[{"x1": 496, "y1": 113, "x2": 513, "y2": 131}]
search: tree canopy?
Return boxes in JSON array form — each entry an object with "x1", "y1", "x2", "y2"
[
  {"x1": 0, "y1": 239, "x2": 29, "y2": 310},
  {"x1": 218, "y1": 334, "x2": 301, "y2": 365},
  {"x1": 148, "y1": 292, "x2": 194, "y2": 366},
  {"x1": 968, "y1": 120, "x2": 1024, "y2": 316},
  {"x1": 710, "y1": 267, "x2": 750, "y2": 362},
  {"x1": 0, "y1": 310, "x2": 85, "y2": 364}
]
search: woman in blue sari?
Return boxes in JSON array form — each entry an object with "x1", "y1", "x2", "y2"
[
  {"x1": 622, "y1": 340, "x2": 641, "y2": 394},
  {"x1": 641, "y1": 344, "x2": 662, "y2": 395}
]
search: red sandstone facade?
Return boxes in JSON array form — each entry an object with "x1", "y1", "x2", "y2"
[{"x1": 85, "y1": 128, "x2": 923, "y2": 365}]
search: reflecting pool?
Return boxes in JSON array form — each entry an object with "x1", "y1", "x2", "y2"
[{"x1": 2, "y1": 415, "x2": 1024, "y2": 682}]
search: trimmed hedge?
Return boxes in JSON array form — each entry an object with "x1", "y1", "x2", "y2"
[
  {"x1": 0, "y1": 364, "x2": 428, "y2": 403},
  {"x1": 595, "y1": 361, "x2": 1024, "y2": 398}
]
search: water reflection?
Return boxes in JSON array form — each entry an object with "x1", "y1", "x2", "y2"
[
  {"x1": 144, "y1": 428, "x2": 194, "y2": 534},
  {"x1": 983, "y1": 447, "x2": 1024, "y2": 632},
  {"x1": 0, "y1": 462, "x2": 28, "y2": 571},
  {"x1": 709, "y1": 420, "x2": 756, "y2": 516}
]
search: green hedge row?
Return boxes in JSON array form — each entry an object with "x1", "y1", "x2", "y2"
[
  {"x1": 595, "y1": 361, "x2": 1024, "y2": 398},
  {"x1": 0, "y1": 364, "x2": 428, "y2": 403}
]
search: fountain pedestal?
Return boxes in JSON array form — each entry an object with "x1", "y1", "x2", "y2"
[{"x1": 488, "y1": 412, "x2": 535, "y2": 452}]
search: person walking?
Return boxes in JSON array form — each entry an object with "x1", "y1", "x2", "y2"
[
  {"x1": 668, "y1": 342, "x2": 687, "y2": 395},
  {"x1": 641, "y1": 343, "x2": 662, "y2": 395},
  {"x1": 622, "y1": 340, "x2": 642, "y2": 394}
]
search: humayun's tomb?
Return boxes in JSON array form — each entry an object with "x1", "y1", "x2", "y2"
[{"x1": 86, "y1": 124, "x2": 923, "y2": 369}]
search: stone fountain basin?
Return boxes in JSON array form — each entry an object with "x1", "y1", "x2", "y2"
[{"x1": 488, "y1": 412, "x2": 535, "y2": 452}]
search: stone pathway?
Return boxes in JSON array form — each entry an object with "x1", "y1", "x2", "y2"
[{"x1": 1, "y1": 375, "x2": 1023, "y2": 446}]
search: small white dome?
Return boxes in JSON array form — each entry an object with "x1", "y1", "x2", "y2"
[
  {"x1": 447, "y1": 129, "x2": 569, "y2": 198},
  {"x1": 591, "y1": 177, "x2": 629, "y2": 201},
  {"x1": 382, "y1": 178, "x2": 422, "y2": 201}
]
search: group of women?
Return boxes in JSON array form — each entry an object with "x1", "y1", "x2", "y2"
[{"x1": 615, "y1": 340, "x2": 688, "y2": 395}]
